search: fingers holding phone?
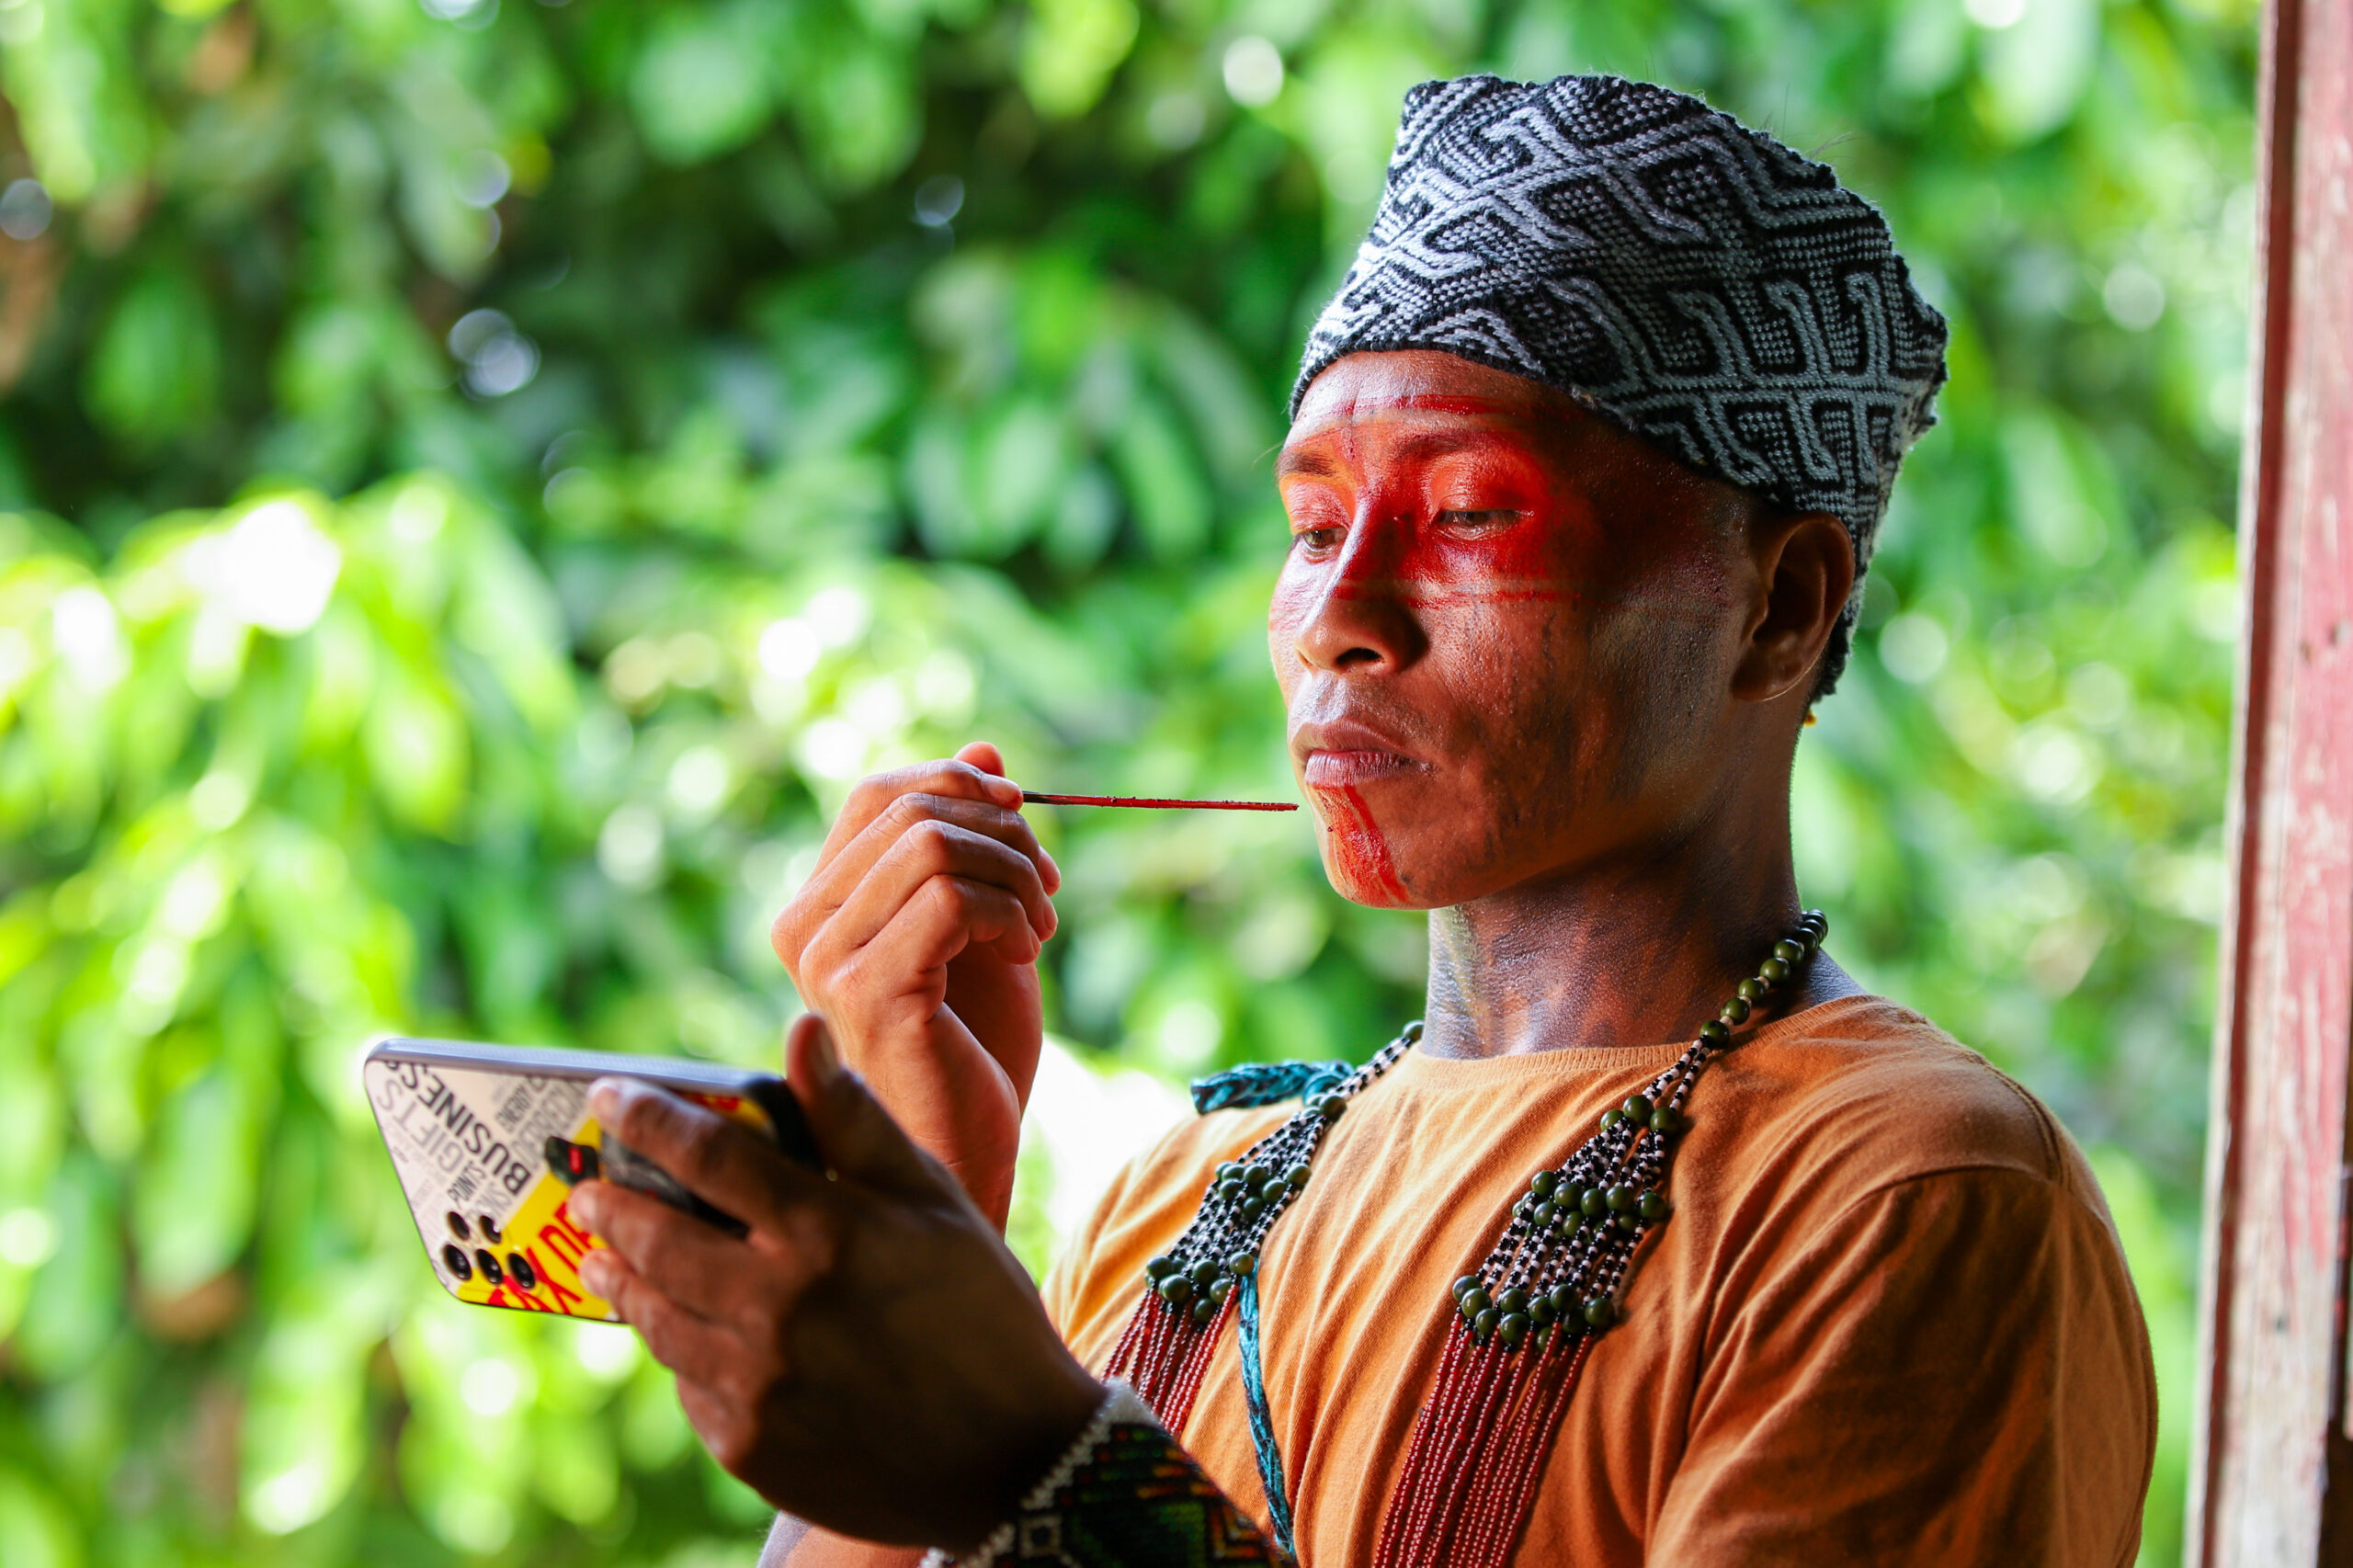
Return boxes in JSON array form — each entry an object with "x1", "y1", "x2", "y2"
[{"x1": 572, "y1": 1019, "x2": 1102, "y2": 1551}]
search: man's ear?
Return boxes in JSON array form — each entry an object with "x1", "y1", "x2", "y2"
[{"x1": 1732, "y1": 509, "x2": 1855, "y2": 704}]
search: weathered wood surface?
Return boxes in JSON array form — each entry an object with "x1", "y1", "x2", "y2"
[{"x1": 2192, "y1": 0, "x2": 2353, "y2": 1562}]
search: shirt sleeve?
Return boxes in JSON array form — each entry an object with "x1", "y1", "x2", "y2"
[{"x1": 1650, "y1": 1165, "x2": 2156, "y2": 1568}]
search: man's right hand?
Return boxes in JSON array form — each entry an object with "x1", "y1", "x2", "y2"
[{"x1": 769, "y1": 741, "x2": 1055, "y2": 1226}]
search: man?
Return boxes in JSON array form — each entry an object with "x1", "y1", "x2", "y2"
[{"x1": 566, "y1": 74, "x2": 2155, "y2": 1565}]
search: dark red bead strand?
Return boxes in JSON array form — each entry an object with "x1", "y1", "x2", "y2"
[
  {"x1": 1375, "y1": 1324, "x2": 1478, "y2": 1562},
  {"x1": 1379, "y1": 1312, "x2": 1478, "y2": 1553},
  {"x1": 1165, "y1": 1292, "x2": 1237, "y2": 1428},
  {"x1": 1443, "y1": 1329, "x2": 1564, "y2": 1568},
  {"x1": 1459, "y1": 1331, "x2": 1593, "y2": 1566},
  {"x1": 1386, "y1": 1332, "x2": 1518, "y2": 1568},
  {"x1": 1378, "y1": 1325, "x2": 1531, "y2": 1567}
]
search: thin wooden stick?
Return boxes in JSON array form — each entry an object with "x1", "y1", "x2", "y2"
[{"x1": 1019, "y1": 791, "x2": 1297, "y2": 812}]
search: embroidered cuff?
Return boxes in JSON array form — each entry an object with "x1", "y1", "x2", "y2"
[{"x1": 923, "y1": 1379, "x2": 1276, "y2": 1567}]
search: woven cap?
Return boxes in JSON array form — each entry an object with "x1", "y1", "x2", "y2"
[{"x1": 1294, "y1": 74, "x2": 1949, "y2": 691}]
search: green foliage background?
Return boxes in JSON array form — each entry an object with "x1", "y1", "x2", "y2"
[{"x1": 0, "y1": 0, "x2": 2254, "y2": 1562}]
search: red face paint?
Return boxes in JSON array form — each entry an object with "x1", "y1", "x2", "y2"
[
  {"x1": 1308, "y1": 781, "x2": 1410, "y2": 905},
  {"x1": 1269, "y1": 350, "x2": 1756, "y2": 913}
]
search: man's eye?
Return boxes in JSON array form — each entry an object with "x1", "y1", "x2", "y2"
[
  {"x1": 1437, "y1": 508, "x2": 1520, "y2": 530},
  {"x1": 1294, "y1": 526, "x2": 1345, "y2": 552}
]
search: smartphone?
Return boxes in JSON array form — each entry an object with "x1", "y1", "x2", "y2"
[{"x1": 363, "y1": 1037, "x2": 820, "y2": 1321}]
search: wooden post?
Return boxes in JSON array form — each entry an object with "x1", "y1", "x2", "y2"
[{"x1": 2192, "y1": 0, "x2": 2353, "y2": 1562}]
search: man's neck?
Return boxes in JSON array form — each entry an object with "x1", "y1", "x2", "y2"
[{"x1": 1415, "y1": 815, "x2": 1854, "y2": 1061}]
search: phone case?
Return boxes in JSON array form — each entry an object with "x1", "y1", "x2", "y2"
[{"x1": 362, "y1": 1036, "x2": 819, "y2": 1320}]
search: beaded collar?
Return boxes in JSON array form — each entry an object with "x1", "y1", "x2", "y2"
[{"x1": 1105, "y1": 911, "x2": 1828, "y2": 1566}]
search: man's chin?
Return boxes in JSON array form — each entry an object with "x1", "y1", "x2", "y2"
[{"x1": 1325, "y1": 865, "x2": 1426, "y2": 911}]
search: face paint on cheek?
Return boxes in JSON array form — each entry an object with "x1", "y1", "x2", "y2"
[{"x1": 1308, "y1": 782, "x2": 1410, "y2": 904}]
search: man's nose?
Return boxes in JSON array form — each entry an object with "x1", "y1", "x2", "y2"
[{"x1": 1291, "y1": 514, "x2": 1427, "y2": 675}]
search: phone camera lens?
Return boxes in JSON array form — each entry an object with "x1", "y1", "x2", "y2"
[
  {"x1": 506, "y1": 1252, "x2": 537, "y2": 1290},
  {"x1": 446, "y1": 1211, "x2": 471, "y2": 1240},
  {"x1": 442, "y1": 1244, "x2": 473, "y2": 1281},
  {"x1": 478, "y1": 1215, "x2": 502, "y2": 1244},
  {"x1": 475, "y1": 1249, "x2": 504, "y2": 1286}
]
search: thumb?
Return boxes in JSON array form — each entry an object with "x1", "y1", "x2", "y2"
[
  {"x1": 785, "y1": 1014, "x2": 963, "y2": 1203},
  {"x1": 954, "y1": 739, "x2": 1006, "y2": 778}
]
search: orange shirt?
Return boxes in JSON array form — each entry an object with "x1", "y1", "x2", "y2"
[{"x1": 1042, "y1": 997, "x2": 2155, "y2": 1566}]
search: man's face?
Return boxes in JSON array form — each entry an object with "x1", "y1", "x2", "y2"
[{"x1": 1271, "y1": 350, "x2": 1766, "y2": 909}]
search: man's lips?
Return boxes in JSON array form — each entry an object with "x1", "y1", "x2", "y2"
[
  {"x1": 1294, "y1": 719, "x2": 1427, "y2": 787},
  {"x1": 1302, "y1": 748, "x2": 1418, "y2": 787}
]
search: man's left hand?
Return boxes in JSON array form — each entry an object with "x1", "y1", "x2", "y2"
[{"x1": 566, "y1": 1015, "x2": 1104, "y2": 1551}]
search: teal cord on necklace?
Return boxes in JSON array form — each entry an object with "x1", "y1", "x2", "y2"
[{"x1": 1236, "y1": 1268, "x2": 1298, "y2": 1562}]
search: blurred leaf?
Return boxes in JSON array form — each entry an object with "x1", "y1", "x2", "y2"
[{"x1": 83, "y1": 273, "x2": 220, "y2": 449}]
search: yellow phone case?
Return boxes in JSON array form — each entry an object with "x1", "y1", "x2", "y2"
[{"x1": 362, "y1": 1037, "x2": 817, "y2": 1320}]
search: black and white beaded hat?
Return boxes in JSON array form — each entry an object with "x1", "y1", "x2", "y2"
[{"x1": 1294, "y1": 74, "x2": 1949, "y2": 693}]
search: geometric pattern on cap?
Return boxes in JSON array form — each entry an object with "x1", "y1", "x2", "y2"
[{"x1": 1293, "y1": 74, "x2": 1950, "y2": 687}]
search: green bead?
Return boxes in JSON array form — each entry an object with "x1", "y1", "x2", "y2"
[
  {"x1": 1245, "y1": 1165, "x2": 1272, "y2": 1190},
  {"x1": 1581, "y1": 1188, "x2": 1607, "y2": 1218},
  {"x1": 1548, "y1": 1206, "x2": 1573, "y2": 1233},
  {"x1": 1215, "y1": 1162, "x2": 1241, "y2": 1181},
  {"x1": 1144, "y1": 1256, "x2": 1176, "y2": 1281},
  {"x1": 1529, "y1": 1170, "x2": 1559, "y2": 1199},
  {"x1": 1217, "y1": 1180, "x2": 1245, "y2": 1202},
  {"x1": 1638, "y1": 1191, "x2": 1670, "y2": 1221},
  {"x1": 1650, "y1": 1108, "x2": 1683, "y2": 1134},
  {"x1": 1721, "y1": 996, "x2": 1751, "y2": 1025},
  {"x1": 1531, "y1": 1323, "x2": 1551, "y2": 1348},
  {"x1": 1736, "y1": 977, "x2": 1765, "y2": 1003},
  {"x1": 1623, "y1": 1094, "x2": 1654, "y2": 1122},
  {"x1": 1598, "y1": 1108, "x2": 1622, "y2": 1131},
  {"x1": 1461, "y1": 1287, "x2": 1490, "y2": 1318},
  {"x1": 1240, "y1": 1195, "x2": 1267, "y2": 1220},
  {"x1": 1315, "y1": 1094, "x2": 1347, "y2": 1120},
  {"x1": 1773, "y1": 939, "x2": 1804, "y2": 964},
  {"x1": 1616, "y1": 1212, "x2": 1641, "y2": 1233},
  {"x1": 1159, "y1": 1277, "x2": 1194, "y2": 1306},
  {"x1": 1190, "y1": 1296, "x2": 1218, "y2": 1326},
  {"x1": 1548, "y1": 1284, "x2": 1577, "y2": 1316},
  {"x1": 1452, "y1": 1274, "x2": 1481, "y2": 1302},
  {"x1": 1699, "y1": 1020, "x2": 1731, "y2": 1047},
  {"x1": 1403, "y1": 1019, "x2": 1425, "y2": 1041},
  {"x1": 1227, "y1": 1250, "x2": 1257, "y2": 1277},
  {"x1": 1285, "y1": 1163, "x2": 1312, "y2": 1189},
  {"x1": 1497, "y1": 1312, "x2": 1529, "y2": 1347},
  {"x1": 1758, "y1": 956, "x2": 1790, "y2": 984},
  {"x1": 1207, "y1": 1278, "x2": 1232, "y2": 1304},
  {"x1": 1583, "y1": 1296, "x2": 1617, "y2": 1330},
  {"x1": 1606, "y1": 1185, "x2": 1634, "y2": 1212},
  {"x1": 1530, "y1": 1202, "x2": 1556, "y2": 1227},
  {"x1": 1497, "y1": 1287, "x2": 1529, "y2": 1314},
  {"x1": 1472, "y1": 1309, "x2": 1499, "y2": 1339},
  {"x1": 1189, "y1": 1259, "x2": 1222, "y2": 1288},
  {"x1": 1530, "y1": 1296, "x2": 1557, "y2": 1326}
]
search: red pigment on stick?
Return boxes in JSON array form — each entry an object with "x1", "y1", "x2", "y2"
[{"x1": 1019, "y1": 792, "x2": 1297, "y2": 812}]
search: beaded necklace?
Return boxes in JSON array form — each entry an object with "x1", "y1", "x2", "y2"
[{"x1": 1105, "y1": 910, "x2": 1828, "y2": 1567}]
